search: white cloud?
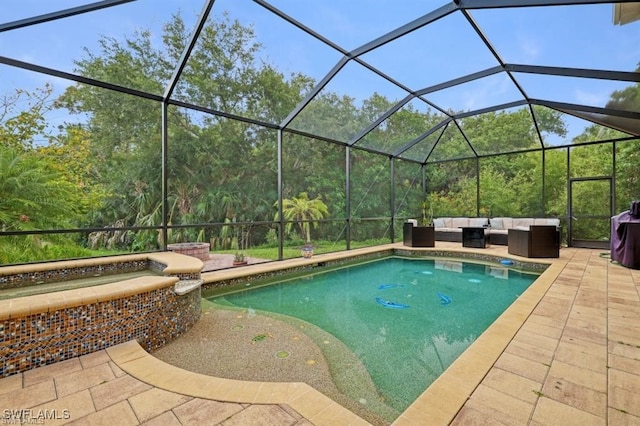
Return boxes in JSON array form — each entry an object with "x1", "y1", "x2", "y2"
[
  {"x1": 574, "y1": 89, "x2": 608, "y2": 107},
  {"x1": 518, "y1": 37, "x2": 541, "y2": 62}
]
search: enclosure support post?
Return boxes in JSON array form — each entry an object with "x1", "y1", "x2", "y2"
[
  {"x1": 346, "y1": 146, "x2": 351, "y2": 250},
  {"x1": 566, "y1": 148, "x2": 571, "y2": 247},
  {"x1": 277, "y1": 129, "x2": 284, "y2": 260},
  {"x1": 161, "y1": 103, "x2": 168, "y2": 250},
  {"x1": 476, "y1": 157, "x2": 481, "y2": 217},
  {"x1": 541, "y1": 149, "x2": 546, "y2": 216},
  {"x1": 390, "y1": 156, "x2": 395, "y2": 242}
]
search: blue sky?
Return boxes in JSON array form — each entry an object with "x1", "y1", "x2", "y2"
[{"x1": 1, "y1": 0, "x2": 639, "y2": 143}]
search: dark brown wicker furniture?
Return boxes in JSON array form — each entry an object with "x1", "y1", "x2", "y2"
[
  {"x1": 462, "y1": 227, "x2": 488, "y2": 248},
  {"x1": 508, "y1": 225, "x2": 560, "y2": 258},
  {"x1": 403, "y1": 223, "x2": 435, "y2": 247}
]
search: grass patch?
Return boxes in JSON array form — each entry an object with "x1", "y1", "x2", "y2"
[{"x1": 213, "y1": 239, "x2": 390, "y2": 261}]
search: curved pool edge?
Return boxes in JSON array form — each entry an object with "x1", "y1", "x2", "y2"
[{"x1": 107, "y1": 340, "x2": 369, "y2": 426}]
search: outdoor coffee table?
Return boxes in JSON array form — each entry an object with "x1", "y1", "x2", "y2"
[{"x1": 462, "y1": 226, "x2": 489, "y2": 248}]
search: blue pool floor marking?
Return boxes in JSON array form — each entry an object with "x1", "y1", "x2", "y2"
[
  {"x1": 378, "y1": 283, "x2": 404, "y2": 290},
  {"x1": 375, "y1": 297, "x2": 409, "y2": 309},
  {"x1": 437, "y1": 292, "x2": 452, "y2": 305}
]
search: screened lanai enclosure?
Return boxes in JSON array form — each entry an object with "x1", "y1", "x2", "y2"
[{"x1": 1, "y1": 0, "x2": 639, "y2": 264}]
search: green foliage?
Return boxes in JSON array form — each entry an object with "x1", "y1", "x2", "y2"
[
  {"x1": 0, "y1": 146, "x2": 81, "y2": 232},
  {"x1": 421, "y1": 197, "x2": 433, "y2": 226},
  {"x1": 0, "y1": 235, "x2": 96, "y2": 264},
  {"x1": 0, "y1": 85, "x2": 53, "y2": 151},
  {"x1": 616, "y1": 140, "x2": 640, "y2": 208},
  {"x1": 38, "y1": 125, "x2": 109, "y2": 218},
  {"x1": 351, "y1": 150, "x2": 390, "y2": 218}
]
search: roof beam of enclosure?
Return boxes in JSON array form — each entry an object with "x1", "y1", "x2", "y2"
[
  {"x1": 457, "y1": 0, "x2": 619, "y2": 9},
  {"x1": 254, "y1": 0, "x2": 349, "y2": 56},
  {"x1": 452, "y1": 119, "x2": 480, "y2": 159},
  {"x1": 363, "y1": 70, "x2": 519, "y2": 160},
  {"x1": 382, "y1": 100, "x2": 528, "y2": 160},
  {"x1": 532, "y1": 99, "x2": 640, "y2": 120},
  {"x1": 256, "y1": 18, "x2": 407, "y2": 133},
  {"x1": 349, "y1": 3, "x2": 458, "y2": 58},
  {"x1": 168, "y1": 99, "x2": 280, "y2": 129},
  {"x1": 528, "y1": 103, "x2": 547, "y2": 150},
  {"x1": 277, "y1": 56, "x2": 350, "y2": 129},
  {"x1": 348, "y1": 95, "x2": 414, "y2": 147},
  {"x1": 393, "y1": 119, "x2": 451, "y2": 159},
  {"x1": 0, "y1": 0, "x2": 135, "y2": 32},
  {"x1": 423, "y1": 122, "x2": 452, "y2": 164},
  {"x1": 164, "y1": 0, "x2": 215, "y2": 101},
  {"x1": 415, "y1": 66, "x2": 503, "y2": 97},
  {"x1": 0, "y1": 55, "x2": 163, "y2": 102},
  {"x1": 506, "y1": 64, "x2": 640, "y2": 83},
  {"x1": 454, "y1": 100, "x2": 529, "y2": 119}
]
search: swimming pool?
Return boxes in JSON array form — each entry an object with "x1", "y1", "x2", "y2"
[{"x1": 209, "y1": 256, "x2": 539, "y2": 416}]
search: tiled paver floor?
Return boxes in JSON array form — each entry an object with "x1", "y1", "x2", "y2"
[
  {"x1": 449, "y1": 247, "x2": 640, "y2": 425},
  {"x1": 0, "y1": 349, "x2": 313, "y2": 425},
  {"x1": 1, "y1": 244, "x2": 639, "y2": 425}
]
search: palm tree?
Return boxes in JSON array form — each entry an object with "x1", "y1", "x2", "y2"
[
  {"x1": 0, "y1": 146, "x2": 78, "y2": 231},
  {"x1": 276, "y1": 192, "x2": 329, "y2": 244}
]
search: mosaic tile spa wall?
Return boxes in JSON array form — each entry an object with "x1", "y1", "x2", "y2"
[{"x1": 0, "y1": 285, "x2": 201, "y2": 378}]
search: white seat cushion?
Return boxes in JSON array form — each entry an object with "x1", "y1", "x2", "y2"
[
  {"x1": 451, "y1": 217, "x2": 470, "y2": 228},
  {"x1": 534, "y1": 218, "x2": 560, "y2": 227},
  {"x1": 512, "y1": 218, "x2": 535, "y2": 228},
  {"x1": 469, "y1": 217, "x2": 488, "y2": 227},
  {"x1": 438, "y1": 227, "x2": 462, "y2": 233}
]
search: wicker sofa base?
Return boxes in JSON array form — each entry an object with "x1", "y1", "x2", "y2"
[
  {"x1": 488, "y1": 232, "x2": 508, "y2": 245},
  {"x1": 434, "y1": 230, "x2": 463, "y2": 243},
  {"x1": 433, "y1": 217, "x2": 560, "y2": 246}
]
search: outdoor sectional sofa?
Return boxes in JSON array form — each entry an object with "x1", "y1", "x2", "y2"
[{"x1": 433, "y1": 217, "x2": 561, "y2": 246}]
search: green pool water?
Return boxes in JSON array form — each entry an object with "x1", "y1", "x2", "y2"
[{"x1": 209, "y1": 256, "x2": 539, "y2": 413}]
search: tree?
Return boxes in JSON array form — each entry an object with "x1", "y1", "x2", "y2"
[
  {"x1": 38, "y1": 125, "x2": 108, "y2": 219},
  {"x1": 0, "y1": 85, "x2": 54, "y2": 151},
  {"x1": 0, "y1": 145, "x2": 80, "y2": 232},
  {"x1": 276, "y1": 192, "x2": 330, "y2": 244},
  {"x1": 0, "y1": 86, "x2": 82, "y2": 232}
]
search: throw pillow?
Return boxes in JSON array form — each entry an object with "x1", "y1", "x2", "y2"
[
  {"x1": 433, "y1": 218, "x2": 445, "y2": 228},
  {"x1": 490, "y1": 218, "x2": 504, "y2": 230}
]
